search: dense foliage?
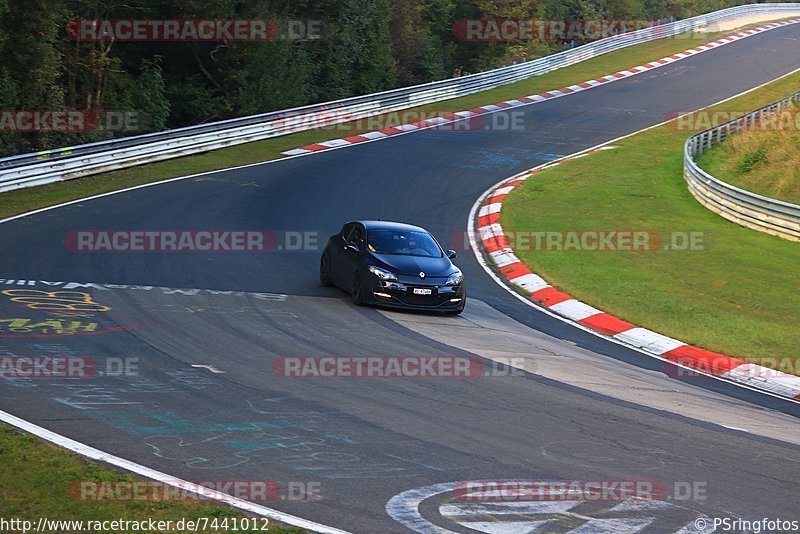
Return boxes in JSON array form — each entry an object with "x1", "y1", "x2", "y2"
[{"x1": 0, "y1": 0, "x2": 753, "y2": 155}]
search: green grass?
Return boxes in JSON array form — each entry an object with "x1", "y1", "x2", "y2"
[
  {"x1": 501, "y1": 72, "x2": 800, "y2": 365},
  {"x1": 0, "y1": 25, "x2": 764, "y2": 219},
  {"x1": 695, "y1": 102, "x2": 800, "y2": 204},
  {"x1": 0, "y1": 425, "x2": 303, "y2": 533}
]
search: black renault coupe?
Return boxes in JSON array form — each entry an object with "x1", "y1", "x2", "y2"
[{"x1": 320, "y1": 220, "x2": 465, "y2": 314}]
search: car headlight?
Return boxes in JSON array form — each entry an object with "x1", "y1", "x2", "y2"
[
  {"x1": 446, "y1": 270, "x2": 463, "y2": 286},
  {"x1": 368, "y1": 265, "x2": 398, "y2": 281}
]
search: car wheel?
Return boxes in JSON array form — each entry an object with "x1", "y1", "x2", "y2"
[
  {"x1": 351, "y1": 274, "x2": 366, "y2": 306},
  {"x1": 320, "y1": 253, "x2": 333, "y2": 287}
]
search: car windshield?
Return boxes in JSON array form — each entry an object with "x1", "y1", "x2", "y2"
[{"x1": 367, "y1": 229, "x2": 442, "y2": 257}]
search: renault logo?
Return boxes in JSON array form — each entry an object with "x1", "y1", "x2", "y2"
[{"x1": 419, "y1": 272, "x2": 426, "y2": 279}]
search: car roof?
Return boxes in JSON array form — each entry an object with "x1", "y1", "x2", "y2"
[{"x1": 354, "y1": 220, "x2": 429, "y2": 233}]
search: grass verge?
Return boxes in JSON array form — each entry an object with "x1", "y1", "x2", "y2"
[
  {"x1": 0, "y1": 425, "x2": 303, "y2": 534},
  {"x1": 501, "y1": 71, "x2": 800, "y2": 364},
  {"x1": 695, "y1": 102, "x2": 800, "y2": 204},
  {"x1": 0, "y1": 23, "x2": 782, "y2": 219}
]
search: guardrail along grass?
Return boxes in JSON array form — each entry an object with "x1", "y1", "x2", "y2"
[
  {"x1": 0, "y1": 425, "x2": 304, "y2": 533},
  {"x1": 0, "y1": 22, "x2": 782, "y2": 220},
  {"x1": 695, "y1": 102, "x2": 800, "y2": 205},
  {"x1": 501, "y1": 72, "x2": 800, "y2": 365}
]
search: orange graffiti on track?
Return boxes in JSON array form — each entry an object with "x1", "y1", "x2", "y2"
[
  {"x1": 0, "y1": 317, "x2": 100, "y2": 335},
  {"x1": 1, "y1": 290, "x2": 112, "y2": 316}
]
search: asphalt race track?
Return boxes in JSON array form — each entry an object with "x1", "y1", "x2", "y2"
[{"x1": 1, "y1": 25, "x2": 800, "y2": 533}]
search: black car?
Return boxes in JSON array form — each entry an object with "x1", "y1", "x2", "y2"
[{"x1": 320, "y1": 220, "x2": 466, "y2": 314}]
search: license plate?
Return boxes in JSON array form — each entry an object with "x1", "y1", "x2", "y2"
[{"x1": 413, "y1": 288, "x2": 432, "y2": 295}]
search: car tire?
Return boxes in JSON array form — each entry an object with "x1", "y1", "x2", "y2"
[
  {"x1": 320, "y1": 253, "x2": 333, "y2": 287},
  {"x1": 351, "y1": 274, "x2": 366, "y2": 306}
]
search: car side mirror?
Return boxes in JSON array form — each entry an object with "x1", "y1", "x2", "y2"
[
  {"x1": 344, "y1": 243, "x2": 360, "y2": 253},
  {"x1": 446, "y1": 249, "x2": 457, "y2": 259}
]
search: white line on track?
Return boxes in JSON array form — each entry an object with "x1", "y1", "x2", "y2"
[{"x1": 191, "y1": 364, "x2": 226, "y2": 374}]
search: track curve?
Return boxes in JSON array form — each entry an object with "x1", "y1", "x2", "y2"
[{"x1": 2, "y1": 24, "x2": 800, "y2": 532}]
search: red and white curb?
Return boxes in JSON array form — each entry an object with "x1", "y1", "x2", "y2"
[
  {"x1": 283, "y1": 18, "x2": 800, "y2": 157},
  {"x1": 472, "y1": 149, "x2": 800, "y2": 402}
]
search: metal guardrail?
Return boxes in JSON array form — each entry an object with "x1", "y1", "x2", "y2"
[
  {"x1": 683, "y1": 91, "x2": 800, "y2": 242},
  {"x1": 2, "y1": 3, "x2": 800, "y2": 193}
]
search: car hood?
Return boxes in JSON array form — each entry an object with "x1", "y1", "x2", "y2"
[{"x1": 372, "y1": 253, "x2": 454, "y2": 277}]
